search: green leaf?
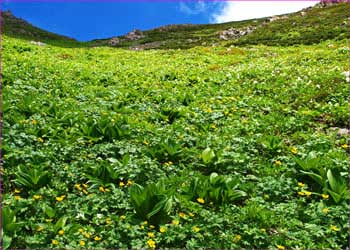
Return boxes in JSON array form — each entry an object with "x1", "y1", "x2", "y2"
[
  {"x1": 54, "y1": 216, "x2": 68, "y2": 233},
  {"x1": 209, "y1": 172, "x2": 219, "y2": 184},
  {"x1": 300, "y1": 170, "x2": 324, "y2": 187},
  {"x1": 147, "y1": 198, "x2": 167, "y2": 218},
  {"x1": 2, "y1": 233, "x2": 12, "y2": 250},
  {"x1": 201, "y1": 148, "x2": 215, "y2": 164},
  {"x1": 327, "y1": 169, "x2": 337, "y2": 191},
  {"x1": 43, "y1": 205, "x2": 56, "y2": 218}
]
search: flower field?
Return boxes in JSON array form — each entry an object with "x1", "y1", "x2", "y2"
[{"x1": 2, "y1": 35, "x2": 349, "y2": 249}]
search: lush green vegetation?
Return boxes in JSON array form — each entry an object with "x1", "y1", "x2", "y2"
[{"x1": 2, "y1": 32, "x2": 349, "y2": 249}]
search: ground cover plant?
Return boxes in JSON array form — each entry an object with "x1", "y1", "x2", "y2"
[{"x1": 2, "y1": 34, "x2": 349, "y2": 249}]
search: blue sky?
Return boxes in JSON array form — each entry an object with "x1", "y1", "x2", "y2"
[{"x1": 1, "y1": 1, "x2": 318, "y2": 41}]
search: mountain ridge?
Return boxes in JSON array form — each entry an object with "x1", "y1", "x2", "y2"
[{"x1": 2, "y1": 2, "x2": 349, "y2": 49}]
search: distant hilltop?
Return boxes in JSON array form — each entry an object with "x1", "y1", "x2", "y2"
[
  {"x1": 2, "y1": 10, "x2": 77, "y2": 42},
  {"x1": 2, "y1": 1, "x2": 350, "y2": 49},
  {"x1": 320, "y1": 0, "x2": 349, "y2": 3}
]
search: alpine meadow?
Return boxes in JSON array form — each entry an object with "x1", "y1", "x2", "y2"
[{"x1": 1, "y1": 2, "x2": 350, "y2": 249}]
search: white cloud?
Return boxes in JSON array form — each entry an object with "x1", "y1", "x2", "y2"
[
  {"x1": 179, "y1": 1, "x2": 208, "y2": 15},
  {"x1": 211, "y1": 1, "x2": 318, "y2": 23}
]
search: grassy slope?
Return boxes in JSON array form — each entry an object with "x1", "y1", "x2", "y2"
[{"x1": 2, "y1": 34, "x2": 349, "y2": 248}]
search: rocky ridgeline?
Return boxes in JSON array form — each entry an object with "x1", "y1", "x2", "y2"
[
  {"x1": 108, "y1": 37, "x2": 121, "y2": 46},
  {"x1": 218, "y1": 14, "x2": 289, "y2": 40},
  {"x1": 218, "y1": 26, "x2": 257, "y2": 40},
  {"x1": 124, "y1": 29, "x2": 145, "y2": 40},
  {"x1": 320, "y1": 0, "x2": 349, "y2": 6},
  {"x1": 106, "y1": 1, "x2": 348, "y2": 47},
  {"x1": 108, "y1": 29, "x2": 145, "y2": 46}
]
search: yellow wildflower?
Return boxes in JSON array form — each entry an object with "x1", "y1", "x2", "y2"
[
  {"x1": 275, "y1": 160, "x2": 282, "y2": 166},
  {"x1": 260, "y1": 228, "x2": 266, "y2": 232},
  {"x1": 148, "y1": 232, "x2": 155, "y2": 238},
  {"x1": 298, "y1": 191, "x2": 305, "y2": 196},
  {"x1": 14, "y1": 188, "x2": 21, "y2": 193},
  {"x1": 147, "y1": 239, "x2": 156, "y2": 248},
  {"x1": 143, "y1": 221, "x2": 148, "y2": 225},
  {"x1": 297, "y1": 182, "x2": 305, "y2": 187},
  {"x1": 36, "y1": 226, "x2": 43, "y2": 232},
  {"x1": 127, "y1": 180, "x2": 133, "y2": 186},
  {"x1": 304, "y1": 191, "x2": 312, "y2": 197},
  {"x1": 82, "y1": 189, "x2": 88, "y2": 195},
  {"x1": 78, "y1": 228, "x2": 84, "y2": 233},
  {"x1": 58, "y1": 230, "x2": 64, "y2": 236},
  {"x1": 192, "y1": 226, "x2": 200, "y2": 233},
  {"x1": 15, "y1": 195, "x2": 21, "y2": 201},
  {"x1": 83, "y1": 183, "x2": 88, "y2": 189},
  {"x1": 120, "y1": 215, "x2": 126, "y2": 220},
  {"x1": 32, "y1": 120, "x2": 38, "y2": 125},
  {"x1": 197, "y1": 197, "x2": 205, "y2": 204},
  {"x1": 233, "y1": 234, "x2": 241, "y2": 243},
  {"x1": 33, "y1": 195, "x2": 42, "y2": 200},
  {"x1": 74, "y1": 184, "x2": 82, "y2": 191},
  {"x1": 56, "y1": 195, "x2": 65, "y2": 202},
  {"x1": 159, "y1": 226, "x2": 166, "y2": 233},
  {"x1": 79, "y1": 240, "x2": 86, "y2": 246},
  {"x1": 94, "y1": 236, "x2": 102, "y2": 241},
  {"x1": 37, "y1": 137, "x2": 44, "y2": 143},
  {"x1": 291, "y1": 147, "x2": 298, "y2": 154},
  {"x1": 83, "y1": 232, "x2": 91, "y2": 238},
  {"x1": 341, "y1": 144, "x2": 348, "y2": 149},
  {"x1": 106, "y1": 218, "x2": 112, "y2": 225},
  {"x1": 99, "y1": 186, "x2": 105, "y2": 192},
  {"x1": 52, "y1": 239, "x2": 58, "y2": 245},
  {"x1": 277, "y1": 245, "x2": 285, "y2": 250},
  {"x1": 119, "y1": 181, "x2": 125, "y2": 187},
  {"x1": 172, "y1": 220, "x2": 179, "y2": 225},
  {"x1": 179, "y1": 212, "x2": 186, "y2": 219},
  {"x1": 149, "y1": 225, "x2": 155, "y2": 229},
  {"x1": 330, "y1": 225, "x2": 340, "y2": 232},
  {"x1": 189, "y1": 212, "x2": 195, "y2": 217},
  {"x1": 322, "y1": 208, "x2": 329, "y2": 214},
  {"x1": 143, "y1": 140, "x2": 149, "y2": 145},
  {"x1": 322, "y1": 194, "x2": 329, "y2": 199}
]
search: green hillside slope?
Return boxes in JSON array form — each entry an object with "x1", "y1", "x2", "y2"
[
  {"x1": 2, "y1": 1, "x2": 349, "y2": 249},
  {"x1": 2, "y1": 33, "x2": 349, "y2": 248}
]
